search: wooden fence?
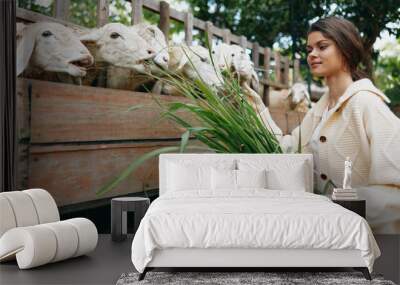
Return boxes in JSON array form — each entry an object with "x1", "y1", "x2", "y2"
[
  {"x1": 18, "y1": 0, "x2": 301, "y2": 102},
  {"x1": 16, "y1": 1, "x2": 305, "y2": 207}
]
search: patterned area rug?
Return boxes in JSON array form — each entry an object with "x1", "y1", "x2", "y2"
[{"x1": 116, "y1": 271, "x2": 396, "y2": 285}]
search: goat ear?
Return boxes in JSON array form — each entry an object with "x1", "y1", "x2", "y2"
[
  {"x1": 16, "y1": 26, "x2": 36, "y2": 76},
  {"x1": 79, "y1": 28, "x2": 102, "y2": 43},
  {"x1": 250, "y1": 69, "x2": 260, "y2": 93}
]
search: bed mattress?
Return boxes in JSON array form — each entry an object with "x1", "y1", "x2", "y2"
[{"x1": 131, "y1": 190, "x2": 380, "y2": 273}]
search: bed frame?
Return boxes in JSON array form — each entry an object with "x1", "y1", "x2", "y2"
[
  {"x1": 138, "y1": 154, "x2": 372, "y2": 281},
  {"x1": 140, "y1": 248, "x2": 371, "y2": 280}
]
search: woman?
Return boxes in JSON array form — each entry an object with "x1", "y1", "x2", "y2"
[{"x1": 247, "y1": 16, "x2": 400, "y2": 233}]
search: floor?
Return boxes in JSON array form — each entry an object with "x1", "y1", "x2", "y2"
[
  {"x1": 1, "y1": 235, "x2": 399, "y2": 285},
  {"x1": 0, "y1": 235, "x2": 135, "y2": 285}
]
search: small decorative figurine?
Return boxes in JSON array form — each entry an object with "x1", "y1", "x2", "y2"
[{"x1": 342, "y1": 157, "x2": 352, "y2": 190}]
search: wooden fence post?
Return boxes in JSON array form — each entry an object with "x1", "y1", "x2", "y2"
[
  {"x1": 184, "y1": 12, "x2": 193, "y2": 45},
  {"x1": 97, "y1": 0, "x2": 109, "y2": 27},
  {"x1": 263, "y1": 47, "x2": 271, "y2": 106},
  {"x1": 159, "y1": 1, "x2": 170, "y2": 44},
  {"x1": 283, "y1": 56, "x2": 290, "y2": 86},
  {"x1": 205, "y1": 21, "x2": 213, "y2": 47},
  {"x1": 239, "y1": 35, "x2": 247, "y2": 50},
  {"x1": 252, "y1": 42, "x2": 260, "y2": 68},
  {"x1": 54, "y1": 0, "x2": 70, "y2": 21},
  {"x1": 293, "y1": 59, "x2": 300, "y2": 83},
  {"x1": 132, "y1": 0, "x2": 143, "y2": 25},
  {"x1": 274, "y1": 51, "x2": 281, "y2": 86},
  {"x1": 222, "y1": 28, "x2": 230, "y2": 44}
]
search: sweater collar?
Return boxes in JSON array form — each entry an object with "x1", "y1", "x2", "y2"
[{"x1": 313, "y1": 78, "x2": 391, "y2": 117}]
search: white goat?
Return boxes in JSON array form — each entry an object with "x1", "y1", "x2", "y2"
[
  {"x1": 17, "y1": 22, "x2": 93, "y2": 81},
  {"x1": 212, "y1": 43, "x2": 259, "y2": 92},
  {"x1": 268, "y1": 85, "x2": 312, "y2": 113},
  {"x1": 152, "y1": 44, "x2": 223, "y2": 96},
  {"x1": 79, "y1": 23, "x2": 156, "y2": 87},
  {"x1": 131, "y1": 23, "x2": 169, "y2": 72},
  {"x1": 106, "y1": 23, "x2": 169, "y2": 91}
]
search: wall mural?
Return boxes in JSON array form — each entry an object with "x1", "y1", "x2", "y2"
[{"x1": 16, "y1": 1, "x2": 400, "y2": 234}]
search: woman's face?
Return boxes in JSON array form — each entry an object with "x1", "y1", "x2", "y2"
[{"x1": 306, "y1": 31, "x2": 346, "y2": 78}]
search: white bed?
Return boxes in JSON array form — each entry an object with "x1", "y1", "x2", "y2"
[{"x1": 131, "y1": 154, "x2": 380, "y2": 280}]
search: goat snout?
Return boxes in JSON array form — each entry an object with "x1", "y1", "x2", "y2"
[{"x1": 80, "y1": 55, "x2": 94, "y2": 67}]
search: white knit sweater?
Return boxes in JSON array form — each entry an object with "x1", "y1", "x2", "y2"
[{"x1": 259, "y1": 79, "x2": 400, "y2": 233}]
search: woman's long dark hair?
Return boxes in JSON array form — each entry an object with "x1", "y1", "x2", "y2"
[{"x1": 308, "y1": 16, "x2": 371, "y2": 81}]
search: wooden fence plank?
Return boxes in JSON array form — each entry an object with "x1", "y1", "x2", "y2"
[
  {"x1": 28, "y1": 141, "x2": 188, "y2": 205},
  {"x1": 293, "y1": 59, "x2": 300, "y2": 83},
  {"x1": 253, "y1": 42, "x2": 260, "y2": 67},
  {"x1": 132, "y1": 0, "x2": 143, "y2": 25},
  {"x1": 205, "y1": 21, "x2": 213, "y2": 47},
  {"x1": 159, "y1": 1, "x2": 170, "y2": 43},
  {"x1": 17, "y1": 8, "x2": 88, "y2": 32},
  {"x1": 17, "y1": 79, "x2": 196, "y2": 143},
  {"x1": 16, "y1": 80, "x2": 31, "y2": 190},
  {"x1": 263, "y1": 47, "x2": 271, "y2": 106},
  {"x1": 53, "y1": 0, "x2": 70, "y2": 21},
  {"x1": 222, "y1": 28, "x2": 230, "y2": 44},
  {"x1": 239, "y1": 35, "x2": 247, "y2": 49},
  {"x1": 274, "y1": 51, "x2": 281, "y2": 84},
  {"x1": 283, "y1": 56, "x2": 290, "y2": 86},
  {"x1": 97, "y1": 0, "x2": 109, "y2": 27},
  {"x1": 184, "y1": 12, "x2": 193, "y2": 45}
]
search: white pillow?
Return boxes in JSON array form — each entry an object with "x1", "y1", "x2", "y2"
[
  {"x1": 211, "y1": 169, "x2": 268, "y2": 190},
  {"x1": 266, "y1": 162, "x2": 306, "y2": 191},
  {"x1": 236, "y1": 169, "x2": 267, "y2": 188},
  {"x1": 238, "y1": 158, "x2": 309, "y2": 191},
  {"x1": 211, "y1": 168, "x2": 237, "y2": 190},
  {"x1": 167, "y1": 162, "x2": 212, "y2": 191}
]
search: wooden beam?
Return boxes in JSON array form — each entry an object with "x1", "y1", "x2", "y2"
[
  {"x1": 53, "y1": 0, "x2": 70, "y2": 21},
  {"x1": 283, "y1": 56, "x2": 290, "y2": 86},
  {"x1": 17, "y1": 79, "x2": 196, "y2": 143},
  {"x1": 274, "y1": 50, "x2": 281, "y2": 85},
  {"x1": 132, "y1": 0, "x2": 143, "y2": 25},
  {"x1": 97, "y1": 0, "x2": 109, "y2": 27},
  {"x1": 239, "y1": 35, "x2": 247, "y2": 49},
  {"x1": 159, "y1": 1, "x2": 170, "y2": 43},
  {"x1": 205, "y1": 21, "x2": 213, "y2": 47},
  {"x1": 17, "y1": 8, "x2": 88, "y2": 32},
  {"x1": 28, "y1": 141, "x2": 180, "y2": 206},
  {"x1": 293, "y1": 59, "x2": 300, "y2": 83},
  {"x1": 252, "y1": 42, "x2": 260, "y2": 68},
  {"x1": 263, "y1": 47, "x2": 271, "y2": 106},
  {"x1": 184, "y1": 12, "x2": 193, "y2": 45},
  {"x1": 222, "y1": 28, "x2": 230, "y2": 44}
]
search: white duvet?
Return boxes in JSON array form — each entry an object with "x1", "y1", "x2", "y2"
[{"x1": 131, "y1": 190, "x2": 380, "y2": 273}]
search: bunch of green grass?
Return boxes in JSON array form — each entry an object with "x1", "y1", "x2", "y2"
[{"x1": 97, "y1": 43, "x2": 282, "y2": 196}]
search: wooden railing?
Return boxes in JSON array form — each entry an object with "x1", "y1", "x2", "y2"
[{"x1": 18, "y1": 0, "x2": 301, "y2": 105}]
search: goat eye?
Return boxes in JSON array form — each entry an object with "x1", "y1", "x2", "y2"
[
  {"x1": 200, "y1": 57, "x2": 207, "y2": 63},
  {"x1": 231, "y1": 53, "x2": 235, "y2": 57},
  {"x1": 110, "y1": 32, "x2": 121, "y2": 39},
  {"x1": 42, "y1": 30, "x2": 53, "y2": 37},
  {"x1": 212, "y1": 50, "x2": 215, "y2": 54}
]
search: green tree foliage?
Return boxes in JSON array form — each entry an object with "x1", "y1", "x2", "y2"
[
  {"x1": 183, "y1": 0, "x2": 400, "y2": 70},
  {"x1": 18, "y1": 0, "x2": 53, "y2": 16},
  {"x1": 375, "y1": 39, "x2": 400, "y2": 107}
]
